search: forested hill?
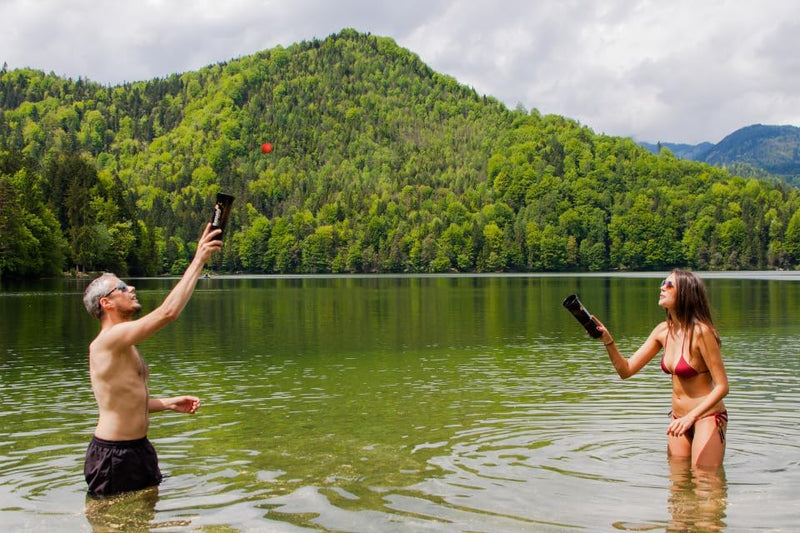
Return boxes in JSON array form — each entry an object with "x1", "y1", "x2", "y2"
[{"x1": 2, "y1": 29, "x2": 800, "y2": 279}]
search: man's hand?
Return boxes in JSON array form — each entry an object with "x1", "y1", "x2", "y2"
[
  {"x1": 169, "y1": 395, "x2": 201, "y2": 413},
  {"x1": 150, "y1": 396, "x2": 201, "y2": 414},
  {"x1": 195, "y1": 223, "x2": 223, "y2": 264}
]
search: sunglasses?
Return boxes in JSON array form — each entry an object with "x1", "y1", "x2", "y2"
[
  {"x1": 103, "y1": 282, "x2": 131, "y2": 298},
  {"x1": 660, "y1": 279, "x2": 676, "y2": 290}
]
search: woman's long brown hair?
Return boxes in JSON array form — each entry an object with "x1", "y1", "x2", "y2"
[{"x1": 665, "y1": 269, "x2": 721, "y2": 352}]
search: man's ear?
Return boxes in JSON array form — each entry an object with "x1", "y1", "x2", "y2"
[{"x1": 99, "y1": 296, "x2": 115, "y2": 314}]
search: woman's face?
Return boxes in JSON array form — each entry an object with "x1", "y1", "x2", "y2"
[{"x1": 658, "y1": 273, "x2": 677, "y2": 309}]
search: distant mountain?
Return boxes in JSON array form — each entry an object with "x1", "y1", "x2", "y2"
[
  {"x1": 640, "y1": 124, "x2": 800, "y2": 186},
  {"x1": 639, "y1": 141, "x2": 714, "y2": 161}
]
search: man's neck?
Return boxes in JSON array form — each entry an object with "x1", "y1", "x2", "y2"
[{"x1": 100, "y1": 311, "x2": 133, "y2": 330}]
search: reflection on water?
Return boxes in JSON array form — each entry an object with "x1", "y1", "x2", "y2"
[
  {"x1": 85, "y1": 487, "x2": 159, "y2": 532},
  {"x1": 84, "y1": 487, "x2": 196, "y2": 532},
  {"x1": 1, "y1": 274, "x2": 799, "y2": 531},
  {"x1": 665, "y1": 460, "x2": 727, "y2": 532}
]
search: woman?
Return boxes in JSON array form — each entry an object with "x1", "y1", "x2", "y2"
[{"x1": 594, "y1": 269, "x2": 729, "y2": 467}]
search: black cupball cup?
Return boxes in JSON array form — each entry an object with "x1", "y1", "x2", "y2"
[
  {"x1": 562, "y1": 294, "x2": 603, "y2": 338},
  {"x1": 210, "y1": 193, "x2": 235, "y2": 237}
]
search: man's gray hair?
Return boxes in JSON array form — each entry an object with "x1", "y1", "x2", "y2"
[{"x1": 83, "y1": 273, "x2": 116, "y2": 319}]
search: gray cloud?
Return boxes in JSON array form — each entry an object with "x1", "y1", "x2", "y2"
[{"x1": 2, "y1": 0, "x2": 798, "y2": 144}]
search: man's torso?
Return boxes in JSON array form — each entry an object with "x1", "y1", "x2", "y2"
[{"x1": 89, "y1": 331, "x2": 150, "y2": 440}]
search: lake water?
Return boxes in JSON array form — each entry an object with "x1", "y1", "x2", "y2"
[{"x1": 1, "y1": 273, "x2": 799, "y2": 532}]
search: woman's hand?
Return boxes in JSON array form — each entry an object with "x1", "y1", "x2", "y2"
[
  {"x1": 592, "y1": 316, "x2": 614, "y2": 346},
  {"x1": 667, "y1": 413, "x2": 696, "y2": 437}
]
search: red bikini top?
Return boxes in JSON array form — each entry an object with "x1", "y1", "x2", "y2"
[{"x1": 660, "y1": 333, "x2": 708, "y2": 379}]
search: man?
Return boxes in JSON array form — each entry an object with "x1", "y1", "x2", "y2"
[{"x1": 81, "y1": 224, "x2": 222, "y2": 497}]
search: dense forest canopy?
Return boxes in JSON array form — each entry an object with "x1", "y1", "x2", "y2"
[{"x1": 2, "y1": 29, "x2": 800, "y2": 279}]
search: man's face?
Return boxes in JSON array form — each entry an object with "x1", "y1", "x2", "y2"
[{"x1": 102, "y1": 278, "x2": 141, "y2": 316}]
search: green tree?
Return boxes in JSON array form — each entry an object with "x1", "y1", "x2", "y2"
[
  {"x1": 0, "y1": 152, "x2": 67, "y2": 277},
  {"x1": 302, "y1": 224, "x2": 336, "y2": 272},
  {"x1": 785, "y1": 209, "x2": 800, "y2": 262},
  {"x1": 608, "y1": 194, "x2": 683, "y2": 270},
  {"x1": 539, "y1": 224, "x2": 567, "y2": 271},
  {"x1": 238, "y1": 215, "x2": 272, "y2": 272},
  {"x1": 479, "y1": 222, "x2": 506, "y2": 271}
]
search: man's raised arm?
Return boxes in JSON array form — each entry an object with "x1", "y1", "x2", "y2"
[{"x1": 107, "y1": 224, "x2": 222, "y2": 347}]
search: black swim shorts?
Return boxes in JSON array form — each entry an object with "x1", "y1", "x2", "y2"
[{"x1": 84, "y1": 436, "x2": 163, "y2": 497}]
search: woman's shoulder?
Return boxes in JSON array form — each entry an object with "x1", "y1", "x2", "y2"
[
  {"x1": 692, "y1": 320, "x2": 721, "y2": 347},
  {"x1": 652, "y1": 321, "x2": 669, "y2": 335},
  {"x1": 649, "y1": 321, "x2": 670, "y2": 343},
  {"x1": 693, "y1": 320, "x2": 718, "y2": 336}
]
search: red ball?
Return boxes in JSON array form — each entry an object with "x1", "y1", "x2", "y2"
[{"x1": 261, "y1": 142, "x2": 273, "y2": 154}]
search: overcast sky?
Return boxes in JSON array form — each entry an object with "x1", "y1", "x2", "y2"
[{"x1": 2, "y1": 0, "x2": 799, "y2": 144}]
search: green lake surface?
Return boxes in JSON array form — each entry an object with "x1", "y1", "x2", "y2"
[{"x1": 1, "y1": 272, "x2": 799, "y2": 531}]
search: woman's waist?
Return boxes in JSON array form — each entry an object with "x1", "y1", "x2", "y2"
[{"x1": 670, "y1": 398, "x2": 726, "y2": 418}]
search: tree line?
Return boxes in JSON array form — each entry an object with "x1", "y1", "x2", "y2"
[{"x1": 2, "y1": 29, "x2": 800, "y2": 279}]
